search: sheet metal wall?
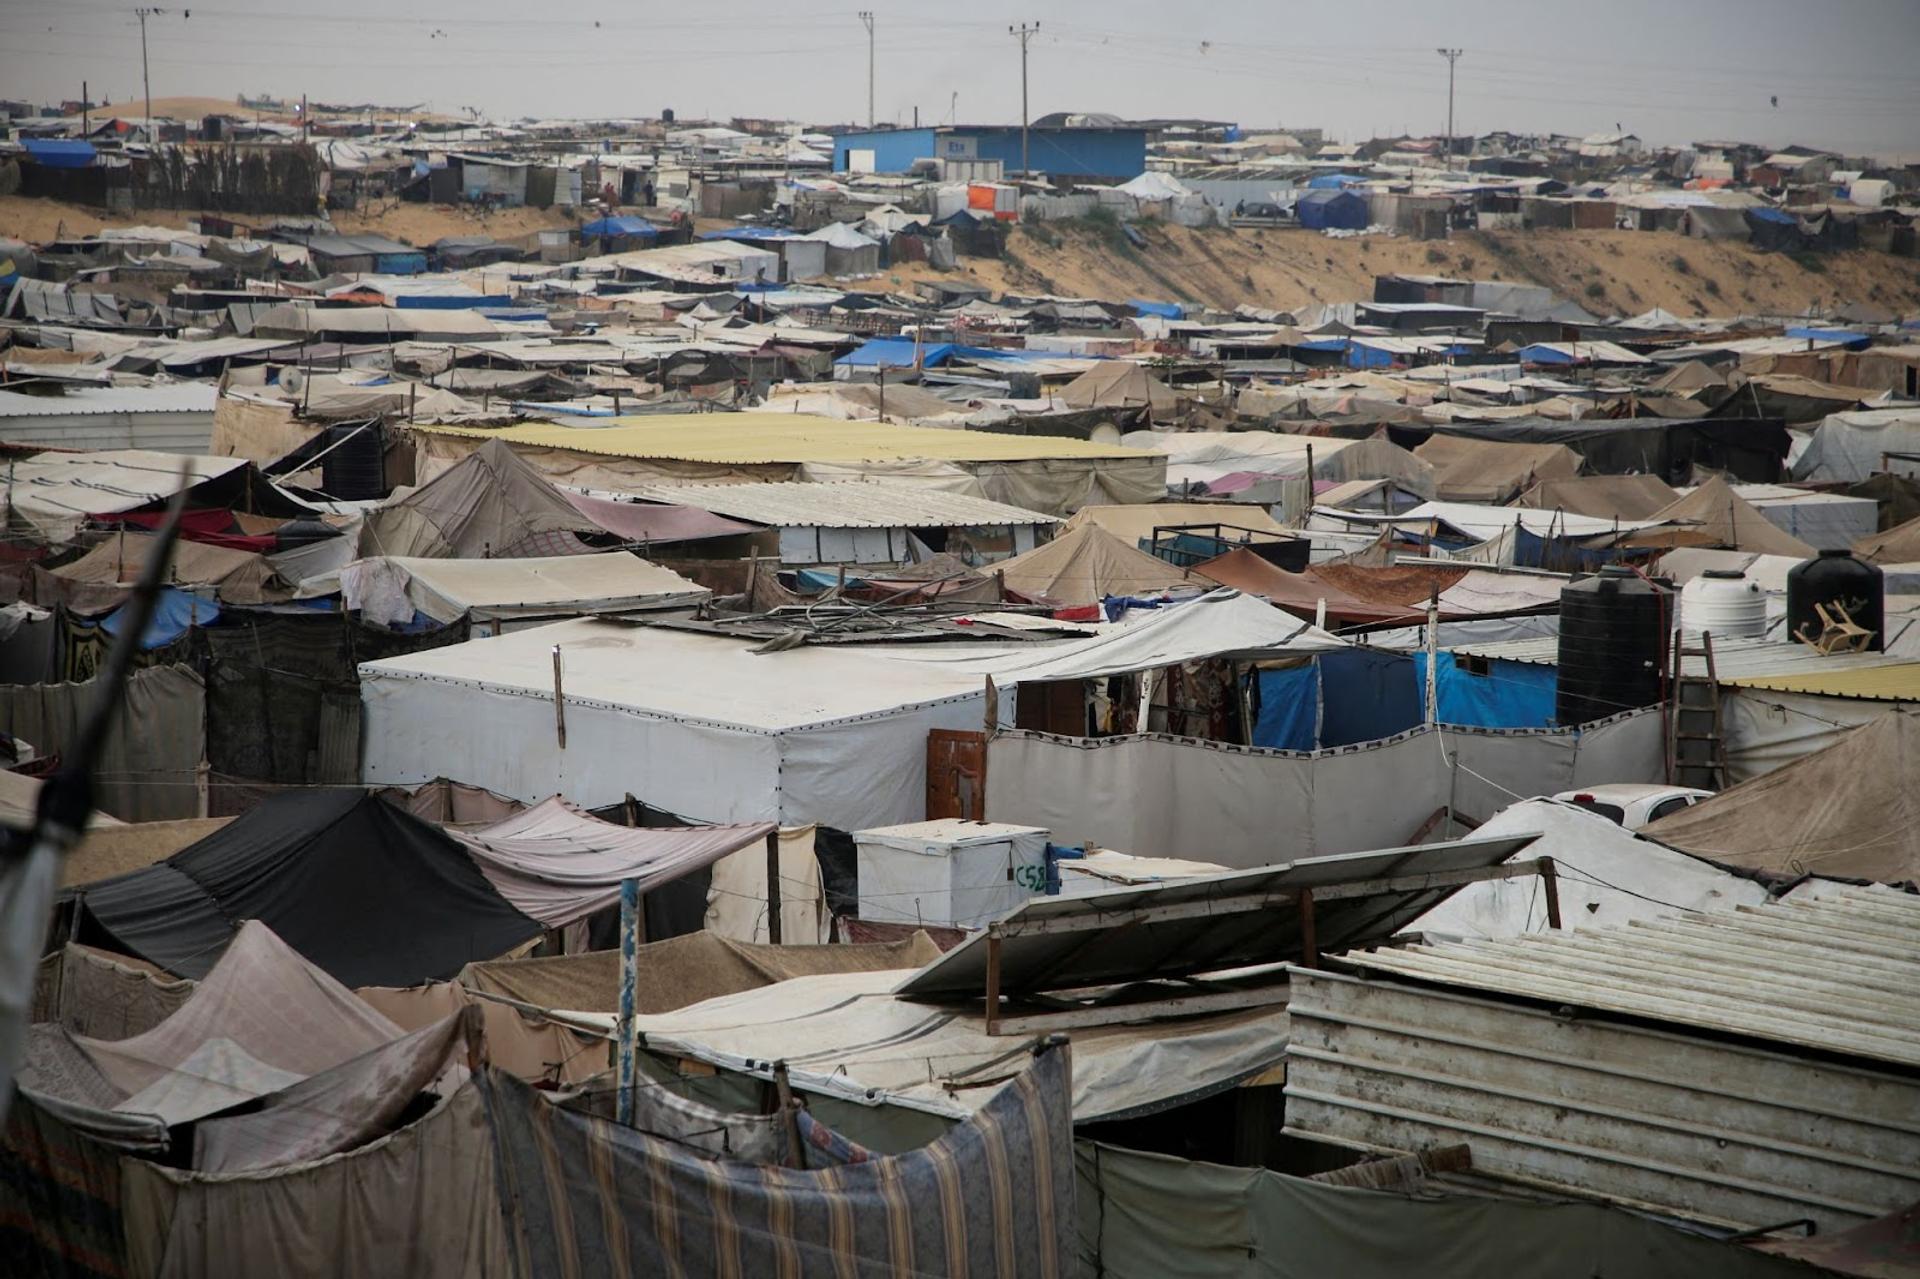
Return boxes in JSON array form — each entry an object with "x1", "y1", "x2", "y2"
[{"x1": 1284, "y1": 967, "x2": 1920, "y2": 1232}]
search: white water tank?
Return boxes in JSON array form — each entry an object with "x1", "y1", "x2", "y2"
[
  {"x1": 1680, "y1": 569, "x2": 1767, "y2": 638},
  {"x1": 854, "y1": 820, "x2": 1050, "y2": 929}
]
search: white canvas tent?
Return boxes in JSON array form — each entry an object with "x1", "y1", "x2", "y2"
[
  {"x1": 315, "y1": 552, "x2": 710, "y2": 629},
  {"x1": 359, "y1": 620, "x2": 991, "y2": 828}
]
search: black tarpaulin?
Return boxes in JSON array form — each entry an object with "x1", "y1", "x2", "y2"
[
  {"x1": 1385, "y1": 417, "x2": 1790, "y2": 484},
  {"x1": 72, "y1": 790, "x2": 541, "y2": 986}
]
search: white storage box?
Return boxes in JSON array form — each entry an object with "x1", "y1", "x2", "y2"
[{"x1": 854, "y1": 820, "x2": 1050, "y2": 930}]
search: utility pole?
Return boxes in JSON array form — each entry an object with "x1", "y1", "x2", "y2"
[
  {"x1": 857, "y1": 11, "x2": 875, "y2": 129},
  {"x1": 82, "y1": 81, "x2": 88, "y2": 136},
  {"x1": 1436, "y1": 48, "x2": 1463, "y2": 164},
  {"x1": 1010, "y1": 22, "x2": 1039, "y2": 178},
  {"x1": 136, "y1": 8, "x2": 155, "y2": 135}
]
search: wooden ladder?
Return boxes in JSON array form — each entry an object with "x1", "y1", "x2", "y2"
[{"x1": 1668, "y1": 630, "x2": 1729, "y2": 791}]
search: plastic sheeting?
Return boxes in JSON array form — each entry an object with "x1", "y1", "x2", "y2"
[
  {"x1": 323, "y1": 552, "x2": 709, "y2": 628},
  {"x1": 985, "y1": 709, "x2": 1665, "y2": 867},
  {"x1": 705, "y1": 824, "x2": 831, "y2": 944},
  {"x1": 1073, "y1": 1141, "x2": 1821, "y2": 1279},
  {"x1": 1412, "y1": 653, "x2": 1557, "y2": 728},
  {"x1": 359, "y1": 618, "x2": 991, "y2": 828},
  {"x1": 18, "y1": 922, "x2": 402, "y2": 1130},
  {"x1": 449, "y1": 796, "x2": 773, "y2": 927},
  {"x1": 120, "y1": 1079, "x2": 510, "y2": 1279},
  {"x1": 485, "y1": 1045, "x2": 1074, "y2": 1278},
  {"x1": 359, "y1": 437, "x2": 601, "y2": 559},
  {"x1": 1792, "y1": 408, "x2": 1920, "y2": 483},
  {"x1": 357, "y1": 981, "x2": 607, "y2": 1086},
  {"x1": 32, "y1": 944, "x2": 196, "y2": 1040},
  {"x1": 71, "y1": 792, "x2": 542, "y2": 985},
  {"x1": 578, "y1": 969, "x2": 1285, "y2": 1123},
  {"x1": 1412, "y1": 799, "x2": 1771, "y2": 939},
  {"x1": 985, "y1": 523, "x2": 1199, "y2": 606},
  {"x1": 1644, "y1": 709, "x2": 1920, "y2": 881},
  {"x1": 0, "y1": 664, "x2": 205, "y2": 822}
]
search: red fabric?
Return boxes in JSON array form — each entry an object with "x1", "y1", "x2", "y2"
[{"x1": 93, "y1": 510, "x2": 281, "y2": 553}]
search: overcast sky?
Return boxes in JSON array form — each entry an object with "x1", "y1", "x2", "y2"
[{"x1": 5, "y1": 0, "x2": 1917, "y2": 157}]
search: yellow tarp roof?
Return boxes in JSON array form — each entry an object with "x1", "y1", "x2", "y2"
[
  {"x1": 412, "y1": 414, "x2": 1159, "y2": 466},
  {"x1": 1722, "y1": 664, "x2": 1920, "y2": 701}
]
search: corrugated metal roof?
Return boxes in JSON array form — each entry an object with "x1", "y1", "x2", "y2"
[
  {"x1": 0, "y1": 385, "x2": 218, "y2": 417},
  {"x1": 414, "y1": 415, "x2": 1160, "y2": 465},
  {"x1": 1450, "y1": 634, "x2": 1920, "y2": 700},
  {"x1": 1342, "y1": 885, "x2": 1920, "y2": 1068},
  {"x1": 636, "y1": 480, "x2": 1059, "y2": 529}
]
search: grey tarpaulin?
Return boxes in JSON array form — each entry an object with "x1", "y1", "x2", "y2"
[
  {"x1": 985, "y1": 709, "x2": 1663, "y2": 866},
  {"x1": 484, "y1": 1040, "x2": 1075, "y2": 1279},
  {"x1": 0, "y1": 664, "x2": 204, "y2": 821},
  {"x1": 1073, "y1": 1141, "x2": 1826, "y2": 1279}
]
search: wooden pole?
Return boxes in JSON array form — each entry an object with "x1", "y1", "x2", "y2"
[
  {"x1": 764, "y1": 828, "x2": 783, "y2": 944},
  {"x1": 551, "y1": 645, "x2": 567, "y2": 749},
  {"x1": 1540, "y1": 857, "x2": 1563, "y2": 930},
  {"x1": 772, "y1": 1060, "x2": 805, "y2": 1168},
  {"x1": 983, "y1": 928, "x2": 1003, "y2": 1035},
  {"x1": 1298, "y1": 887, "x2": 1319, "y2": 969},
  {"x1": 615, "y1": 877, "x2": 639, "y2": 1125}
]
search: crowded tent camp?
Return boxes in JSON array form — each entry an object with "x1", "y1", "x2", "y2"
[{"x1": 5, "y1": 10, "x2": 1920, "y2": 1276}]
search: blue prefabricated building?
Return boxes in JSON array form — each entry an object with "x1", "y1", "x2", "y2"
[{"x1": 833, "y1": 126, "x2": 1147, "y2": 179}]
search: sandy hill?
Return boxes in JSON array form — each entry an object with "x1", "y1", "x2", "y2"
[
  {"x1": 0, "y1": 195, "x2": 578, "y2": 246},
  {"x1": 867, "y1": 221, "x2": 1920, "y2": 319}
]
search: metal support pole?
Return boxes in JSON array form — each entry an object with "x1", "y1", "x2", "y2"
[
  {"x1": 138, "y1": 10, "x2": 152, "y2": 133},
  {"x1": 764, "y1": 828, "x2": 783, "y2": 944},
  {"x1": 1423, "y1": 588, "x2": 1441, "y2": 726},
  {"x1": 550, "y1": 645, "x2": 567, "y2": 749},
  {"x1": 615, "y1": 877, "x2": 639, "y2": 1125},
  {"x1": 1436, "y1": 48, "x2": 1463, "y2": 163}
]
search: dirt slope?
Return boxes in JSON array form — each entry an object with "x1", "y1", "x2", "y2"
[
  {"x1": 0, "y1": 195, "x2": 579, "y2": 246},
  {"x1": 872, "y1": 222, "x2": 1920, "y2": 319}
]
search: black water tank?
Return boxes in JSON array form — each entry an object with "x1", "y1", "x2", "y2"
[
  {"x1": 1787, "y1": 549, "x2": 1883, "y2": 651},
  {"x1": 320, "y1": 422, "x2": 385, "y2": 501},
  {"x1": 1556, "y1": 566, "x2": 1668, "y2": 727}
]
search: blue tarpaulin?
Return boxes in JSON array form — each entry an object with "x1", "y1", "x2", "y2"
[
  {"x1": 22, "y1": 139, "x2": 97, "y2": 169},
  {"x1": 580, "y1": 216, "x2": 660, "y2": 239},
  {"x1": 1128, "y1": 300, "x2": 1185, "y2": 320},
  {"x1": 1785, "y1": 326, "x2": 1871, "y2": 348},
  {"x1": 1250, "y1": 665, "x2": 1318, "y2": 751},
  {"x1": 1296, "y1": 189, "x2": 1368, "y2": 231},
  {"x1": 101, "y1": 588, "x2": 220, "y2": 650},
  {"x1": 1316, "y1": 649, "x2": 1422, "y2": 746},
  {"x1": 1748, "y1": 207, "x2": 1797, "y2": 224},
  {"x1": 1513, "y1": 344, "x2": 1578, "y2": 365},
  {"x1": 1306, "y1": 173, "x2": 1363, "y2": 189},
  {"x1": 835, "y1": 338, "x2": 957, "y2": 368},
  {"x1": 392, "y1": 293, "x2": 514, "y2": 309},
  {"x1": 1413, "y1": 652, "x2": 1557, "y2": 728},
  {"x1": 700, "y1": 226, "x2": 798, "y2": 241}
]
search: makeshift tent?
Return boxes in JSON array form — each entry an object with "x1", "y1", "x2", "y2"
[
  {"x1": 1650, "y1": 360, "x2": 1729, "y2": 395},
  {"x1": 356, "y1": 981, "x2": 606, "y2": 1087},
  {"x1": 0, "y1": 449, "x2": 302, "y2": 542},
  {"x1": 46, "y1": 531, "x2": 293, "y2": 607},
  {"x1": 886, "y1": 590, "x2": 1344, "y2": 691},
  {"x1": 456, "y1": 930, "x2": 945, "y2": 1014},
  {"x1": 1194, "y1": 550, "x2": 1561, "y2": 630},
  {"x1": 321, "y1": 552, "x2": 710, "y2": 628},
  {"x1": 988, "y1": 522, "x2": 1199, "y2": 606},
  {"x1": 483, "y1": 1041, "x2": 1073, "y2": 1276},
  {"x1": 359, "y1": 437, "x2": 603, "y2": 558},
  {"x1": 1063, "y1": 502, "x2": 1295, "y2": 544},
  {"x1": 1413, "y1": 799, "x2": 1771, "y2": 938},
  {"x1": 1620, "y1": 475, "x2": 1817, "y2": 556},
  {"x1": 1058, "y1": 363, "x2": 1179, "y2": 418},
  {"x1": 62, "y1": 817, "x2": 232, "y2": 889},
  {"x1": 1856, "y1": 515, "x2": 1920, "y2": 566},
  {"x1": 1642, "y1": 710, "x2": 1920, "y2": 883},
  {"x1": 580, "y1": 967, "x2": 1281, "y2": 1122},
  {"x1": 446, "y1": 797, "x2": 774, "y2": 927},
  {"x1": 17, "y1": 921, "x2": 402, "y2": 1132},
  {"x1": 1516, "y1": 473, "x2": 1682, "y2": 520},
  {"x1": 1297, "y1": 189, "x2": 1368, "y2": 231},
  {"x1": 360, "y1": 618, "x2": 991, "y2": 827},
  {"x1": 562, "y1": 491, "x2": 758, "y2": 544},
  {"x1": 578, "y1": 215, "x2": 659, "y2": 241},
  {"x1": 1123, "y1": 430, "x2": 1436, "y2": 497},
  {"x1": 69, "y1": 791, "x2": 542, "y2": 985},
  {"x1": 32, "y1": 943, "x2": 195, "y2": 1040},
  {"x1": 1414, "y1": 436, "x2": 1582, "y2": 503},
  {"x1": 1793, "y1": 409, "x2": 1920, "y2": 483}
]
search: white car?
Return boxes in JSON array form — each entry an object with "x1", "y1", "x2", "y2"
[{"x1": 1550, "y1": 784, "x2": 1713, "y2": 831}]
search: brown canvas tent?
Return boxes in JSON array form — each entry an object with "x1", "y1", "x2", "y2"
[
  {"x1": 1414, "y1": 435, "x2": 1582, "y2": 503},
  {"x1": 359, "y1": 437, "x2": 602, "y2": 558},
  {"x1": 1856, "y1": 514, "x2": 1920, "y2": 566},
  {"x1": 47, "y1": 532, "x2": 292, "y2": 607},
  {"x1": 989, "y1": 522, "x2": 1197, "y2": 606},
  {"x1": 1618, "y1": 475, "x2": 1817, "y2": 557},
  {"x1": 1518, "y1": 473, "x2": 1683, "y2": 520},
  {"x1": 1059, "y1": 362, "x2": 1178, "y2": 419},
  {"x1": 1642, "y1": 710, "x2": 1920, "y2": 883},
  {"x1": 1650, "y1": 361, "x2": 1728, "y2": 396}
]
